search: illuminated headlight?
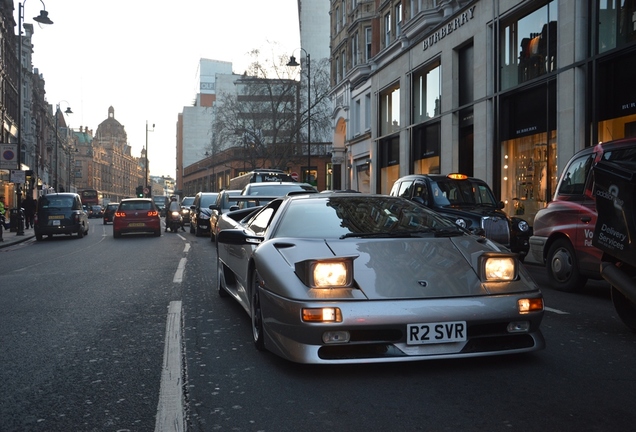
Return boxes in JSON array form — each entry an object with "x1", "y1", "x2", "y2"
[
  {"x1": 455, "y1": 218, "x2": 467, "y2": 229},
  {"x1": 517, "y1": 298, "x2": 544, "y2": 314},
  {"x1": 171, "y1": 211, "x2": 180, "y2": 217},
  {"x1": 302, "y1": 307, "x2": 343, "y2": 323},
  {"x1": 480, "y1": 254, "x2": 517, "y2": 281},
  {"x1": 181, "y1": 208, "x2": 189, "y2": 214},
  {"x1": 295, "y1": 258, "x2": 355, "y2": 288},
  {"x1": 517, "y1": 220, "x2": 530, "y2": 232}
]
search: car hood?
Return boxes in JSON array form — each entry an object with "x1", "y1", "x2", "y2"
[
  {"x1": 198, "y1": 208, "x2": 213, "y2": 216},
  {"x1": 269, "y1": 237, "x2": 524, "y2": 300}
]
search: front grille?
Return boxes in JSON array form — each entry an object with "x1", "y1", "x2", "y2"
[{"x1": 482, "y1": 216, "x2": 510, "y2": 246}]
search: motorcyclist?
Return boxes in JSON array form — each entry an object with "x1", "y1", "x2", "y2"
[{"x1": 166, "y1": 196, "x2": 185, "y2": 232}]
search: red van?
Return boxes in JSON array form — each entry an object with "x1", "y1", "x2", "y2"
[{"x1": 529, "y1": 138, "x2": 636, "y2": 291}]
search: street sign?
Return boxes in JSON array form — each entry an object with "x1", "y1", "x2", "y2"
[
  {"x1": 291, "y1": 172, "x2": 299, "y2": 181},
  {"x1": 1, "y1": 144, "x2": 18, "y2": 169},
  {"x1": 143, "y1": 187, "x2": 150, "y2": 194}
]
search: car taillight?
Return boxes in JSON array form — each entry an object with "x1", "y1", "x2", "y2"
[
  {"x1": 115, "y1": 211, "x2": 126, "y2": 217},
  {"x1": 148, "y1": 210, "x2": 158, "y2": 217}
]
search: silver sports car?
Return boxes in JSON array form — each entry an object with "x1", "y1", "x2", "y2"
[{"x1": 216, "y1": 193, "x2": 545, "y2": 364}]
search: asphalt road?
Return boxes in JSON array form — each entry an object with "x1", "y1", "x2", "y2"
[{"x1": 2, "y1": 223, "x2": 635, "y2": 431}]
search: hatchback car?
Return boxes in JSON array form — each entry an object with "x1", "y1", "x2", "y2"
[
  {"x1": 189, "y1": 192, "x2": 218, "y2": 236},
  {"x1": 34, "y1": 193, "x2": 89, "y2": 241},
  {"x1": 391, "y1": 174, "x2": 531, "y2": 259},
  {"x1": 102, "y1": 202, "x2": 119, "y2": 224},
  {"x1": 89, "y1": 205, "x2": 103, "y2": 218},
  {"x1": 530, "y1": 138, "x2": 636, "y2": 292},
  {"x1": 209, "y1": 189, "x2": 241, "y2": 241},
  {"x1": 112, "y1": 198, "x2": 161, "y2": 238}
]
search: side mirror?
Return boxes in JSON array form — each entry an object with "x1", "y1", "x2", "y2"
[{"x1": 498, "y1": 201, "x2": 505, "y2": 209}]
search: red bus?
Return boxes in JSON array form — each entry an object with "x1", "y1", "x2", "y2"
[{"x1": 79, "y1": 189, "x2": 101, "y2": 206}]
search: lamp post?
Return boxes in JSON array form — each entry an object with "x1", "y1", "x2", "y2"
[
  {"x1": 53, "y1": 103, "x2": 73, "y2": 192},
  {"x1": 287, "y1": 49, "x2": 311, "y2": 184},
  {"x1": 16, "y1": 0, "x2": 53, "y2": 235},
  {"x1": 145, "y1": 121, "x2": 154, "y2": 197}
]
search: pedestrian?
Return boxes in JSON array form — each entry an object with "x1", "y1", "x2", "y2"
[
  {"x1": 22, "y1": 194, "x2": 36, "y2": 229},
  {"x1": 0, "y1": 195, "x2": 6, "y2": 240}
]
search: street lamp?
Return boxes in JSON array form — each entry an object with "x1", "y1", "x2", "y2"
[
  {"x1": 54, "y1": 103, "x2": 73, "y2": 192},
  {"x1": 145, "y1": 121, "x2": 154, "y2": 197},
  {"x1": 16, "y1": 0, "x2": 53, "y2": 235},
  {"x1": 287, "y1": 49, "x2": 311, "y2": 184}
]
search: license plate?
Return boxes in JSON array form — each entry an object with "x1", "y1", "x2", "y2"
[
  {"x1": 407, "y1": 321, "x2": 467, "y2": 345},
  {"x1": 52, "y1": 220, "x2": 60, "y2": 226},
  {"x1": 128, "y1": 222, "x2": 145, "y2": 227},
  {"x1": 48, "y1": 215, "x2": 64, "y2": 219}
]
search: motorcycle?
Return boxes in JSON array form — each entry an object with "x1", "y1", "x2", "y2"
[{"x1": 166, "y1": 210, "x2": 183, "y2": 233}]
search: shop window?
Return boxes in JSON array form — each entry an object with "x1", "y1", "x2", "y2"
[
  {"x1": 412, "y1": 122, "x2": 440, "y2": 175},
  {"x1": 380, "y1": 83, "x2": 400, "y2": 136},
  {"x1": 380, "y1": 135, "x2": 400, "y2": 194},
  {"x1": 500, "y1": 1, "x2": 558, "y2": 90},
  {"x1": 597, "y1": 53, "x2": 636, "y2": 141},
  {"x1": 412, "y1": 61, "x2": 441, "y2": 124},
  {"x1": 599, "y1": 0, "x2": 636, "y2": 54}
]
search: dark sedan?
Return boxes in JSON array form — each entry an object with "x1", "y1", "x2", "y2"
[{"x1": 34, "y1": 193, "x2": 89, "y2": 240}]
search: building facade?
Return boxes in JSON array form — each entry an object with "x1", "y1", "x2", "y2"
[{"x1": 330, "y1": 0, "x2": 636, "y2": 227}]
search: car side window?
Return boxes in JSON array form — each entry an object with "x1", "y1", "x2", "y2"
[{"x1": 558, "y1": 154, "x2": 593, "y2": 195}]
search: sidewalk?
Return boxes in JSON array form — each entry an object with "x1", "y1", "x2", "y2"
[{"x1": 0, "y1": 226, "x2": 35, "y2": 248}]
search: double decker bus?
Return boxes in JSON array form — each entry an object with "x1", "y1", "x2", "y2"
[
  {"x1": 79, "y1": 189, "x2": 101, "y2": 206},
  {"x1": 228, "y1": 169, "x2": 296, "y2": 191}
]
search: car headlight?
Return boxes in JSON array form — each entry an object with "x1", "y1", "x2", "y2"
[
  {"x1": 295, "y1": 258, "x2": 355, "y2": 288},
  {"x1": 171, "y1": 211, "x2": 180, "y2": 217},
  {"x1": 479, "y1": 253, "x2": 517, "y2": 281},
  {"x1": 455, "y1": 218, "x2": 467, "y2": 228},
  {"x1": 517, "y1": 219, "x2": 530, "y2": 232}
]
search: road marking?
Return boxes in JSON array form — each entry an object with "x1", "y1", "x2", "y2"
[
  {"x1": 155, "y1": 301, "x2": 184, "y2": 432},
  {"x1": 173, "y1": 258, "x2": 187, "y2": 283},
  {"x1": 545, "y1": 306, "x2": 569, "y2": 315},
  {"x1": 183, "y1": 243, "x2": 190, "y2": 254}
]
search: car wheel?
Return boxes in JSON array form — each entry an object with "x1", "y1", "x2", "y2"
[
  {"x1": 195, "y1": 224, "x2": 202, "y2": 237},
  {"x1": 103, "y1": 219, "x2": 107, "y2": 225},
  {"x1": 154, "y1": 230, "x2": 161, "y2": 237},
  {"x1": 611, "y1": 284, "x2": 636, "y2": 333},
  {"x1": 217, "y1": 255, "x2": 229, "y2": 298},
  {"x1": 77, "y1": 225, "x2": 84, "y2": 238},
  {"x1": 36, "y1": 233, "x2": 42, "y2": 241},
  {"x1": 190, "y1": 222, "x2": 195, "y2": 234},
  {"x1": 546, "y1": 238, "x2": 587, "y2": 292},
  {"x1": 113, "y1": 230, "x2": 121, "y2": 238},
  {"x1": 250, "y1": 271, "x2": 265, "y2": 351}
]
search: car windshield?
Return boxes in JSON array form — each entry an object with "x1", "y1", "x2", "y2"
[
  {"x1": 273, "y1": 196, "x2": 459, "y2": 239},
  {"x1": 431, "y1": 179, "x2": 498, "y2": 207},
  {"x1": 181, "y1": 197, "x2": 194, "y2": 206},
  {"x1": 39, "y1": 197, "x2": 74, "y2": 209}
]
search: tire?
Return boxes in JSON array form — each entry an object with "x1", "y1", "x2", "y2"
[
  {"x1": 154, "y1": 230, "x2": 161, "y2": 237},
  {"x1": 195, "y1": 224, "x2": 202, "y2": 237},
  {"x1": 250, "y1": 271, "x2": 265, "y2": 351},
  {"x1": 77, "y1": 225, "x2": 84, "y2": 238},
  {"x1": 546, "y1": 238, "x2": 587, "y2": 292},
  {"x1": 217, "y1": 255, "x2": 229, "y2": 298},
  {"x1": 113, "y1": 230, "x2": 121, "y2": 238},
  {"x1": 611, "y1": 283, "x2": 636, "y2": 333},
  {"x1": 190, "y1": 222, "x2": 195, "y2": 234},
  {"x1": 36, "y1": 233, "x2": 42, "y2": 241}
]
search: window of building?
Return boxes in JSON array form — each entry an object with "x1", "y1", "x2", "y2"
[
  {"x1": 353, "y1": 99, "x2": 361, "y2": 136},
  {"x1": 598, "y1": 0, "x2": 636, "y2": 53},
  {"x1": 412, "y1": 122, "x2": 441, "y2": 175},
  {"x1": 352, "y1": 32, "x2": 359, "y2": 66},
  {"x1": 384, "y1": 12, "x2": 392, "y2": 47},
  {"x1": 380, "y1": 83, "x2": 400, "y2": 136},
  {"x1": 597, "y1": 53, "x2": 636, "y2": 142},
  {"x1": 500, "y1": 1, "x2": 558, "y2": 90},
  {"x1": 412, "y1": 60, "x2": 441, "y2": 124},
  {"x1": 335, "y1": 55, "x2": 341, "y2": 83},
  {"x1": 364, "y1": 93, "x2": 371, "y2": 131},
  {"x1": 341, "y1": 49, "x2": 347, "y2": 78},
  {"x1": 335, "y1": 5, "x2": 340, "y2": 32},
  {"x1": 342, "y1": 1, "x2": 347, "y2": 28},
  {"x1": 365, "y1": 27, "x2": 372, "y2": 61},
  {"x1": 396, "y1": 3, "x2": 403, "y2": 37}
]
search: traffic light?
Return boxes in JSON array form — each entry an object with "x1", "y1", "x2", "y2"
[{"x1": 136, "y1": 185, "x2": 144, "y2": 197}]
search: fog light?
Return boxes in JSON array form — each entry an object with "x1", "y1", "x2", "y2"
[
  {"x1": 322, "y1": 331, "x2": 350, "y2": 344},
  {"x1": 518, "y1": 298, "x2": 544, "y2": 314},
  {"x1": 302, "y1": 307, "x2": 342, "y2": 323},
  {"x1": 507, "y1": 321, "x2": 530, "y2": 333}
]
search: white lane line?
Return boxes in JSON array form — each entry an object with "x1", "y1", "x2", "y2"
[
  {"x1": 183, "y1": 243, "x2": 190, "y2": 254},
  {"x1": 545, "y1": 306, "x2": 569, "y2": 315},
  {"x1": 155, "y1": 301, "x2": 184, "y2": 432},
  {"x1": 173, "y1": 258, "x2": 187, "y2": 283}
]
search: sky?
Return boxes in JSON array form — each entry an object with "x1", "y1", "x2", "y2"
[{"x1": 20, "y1": 0, "x2": 301, "y2": 177}]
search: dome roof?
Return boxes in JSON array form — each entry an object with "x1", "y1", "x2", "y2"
[{"x1": 95, "y1": 106, "x2": 127, "y2": 139}]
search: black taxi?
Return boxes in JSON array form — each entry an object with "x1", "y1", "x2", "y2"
[{"x1": 390, "y1": 174, "x2": 530, "y2": 259}]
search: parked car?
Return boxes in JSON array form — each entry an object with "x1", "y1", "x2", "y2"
[
  {"x1": 216, "y1": 193, "x2": 545, "y2": 364},
  {"x1": 390, "y1": 174, "x2": 531, "y2": 259},
  {"x1": 189, "y1": 192, "x2": 218, "y2": 236},
  {"x1": 102, "y1": 202, "x2": 119, "y2": 224},
  {"x1": 238, "y1": 182, "x2": 318, "y2": 209},
  {"x1": 89, "y1": 205, "x2": 103, "y2": 218},
  {"x1": 209, "y1": 189, "x2": 241, "y2": 241},
  {"x1": 180, "y1": 196, "x2": 195, "y2": 224},
  {"x1": 112, "y1": 198, "x2": 161, "y2": 238},
  {"x1": 34, "y1": 193, "x2": 89, "y2": 241},
  {"x1": 530, "y1": 138, "x2": 636, "y2": 292}
]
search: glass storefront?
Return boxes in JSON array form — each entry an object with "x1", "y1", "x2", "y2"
[
  {"x1": 597, "y1": 51, "x2": 636, "y2": 141},
  {"x1": 598, "y1": 0, "x2": 636, "y2": 54}
]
